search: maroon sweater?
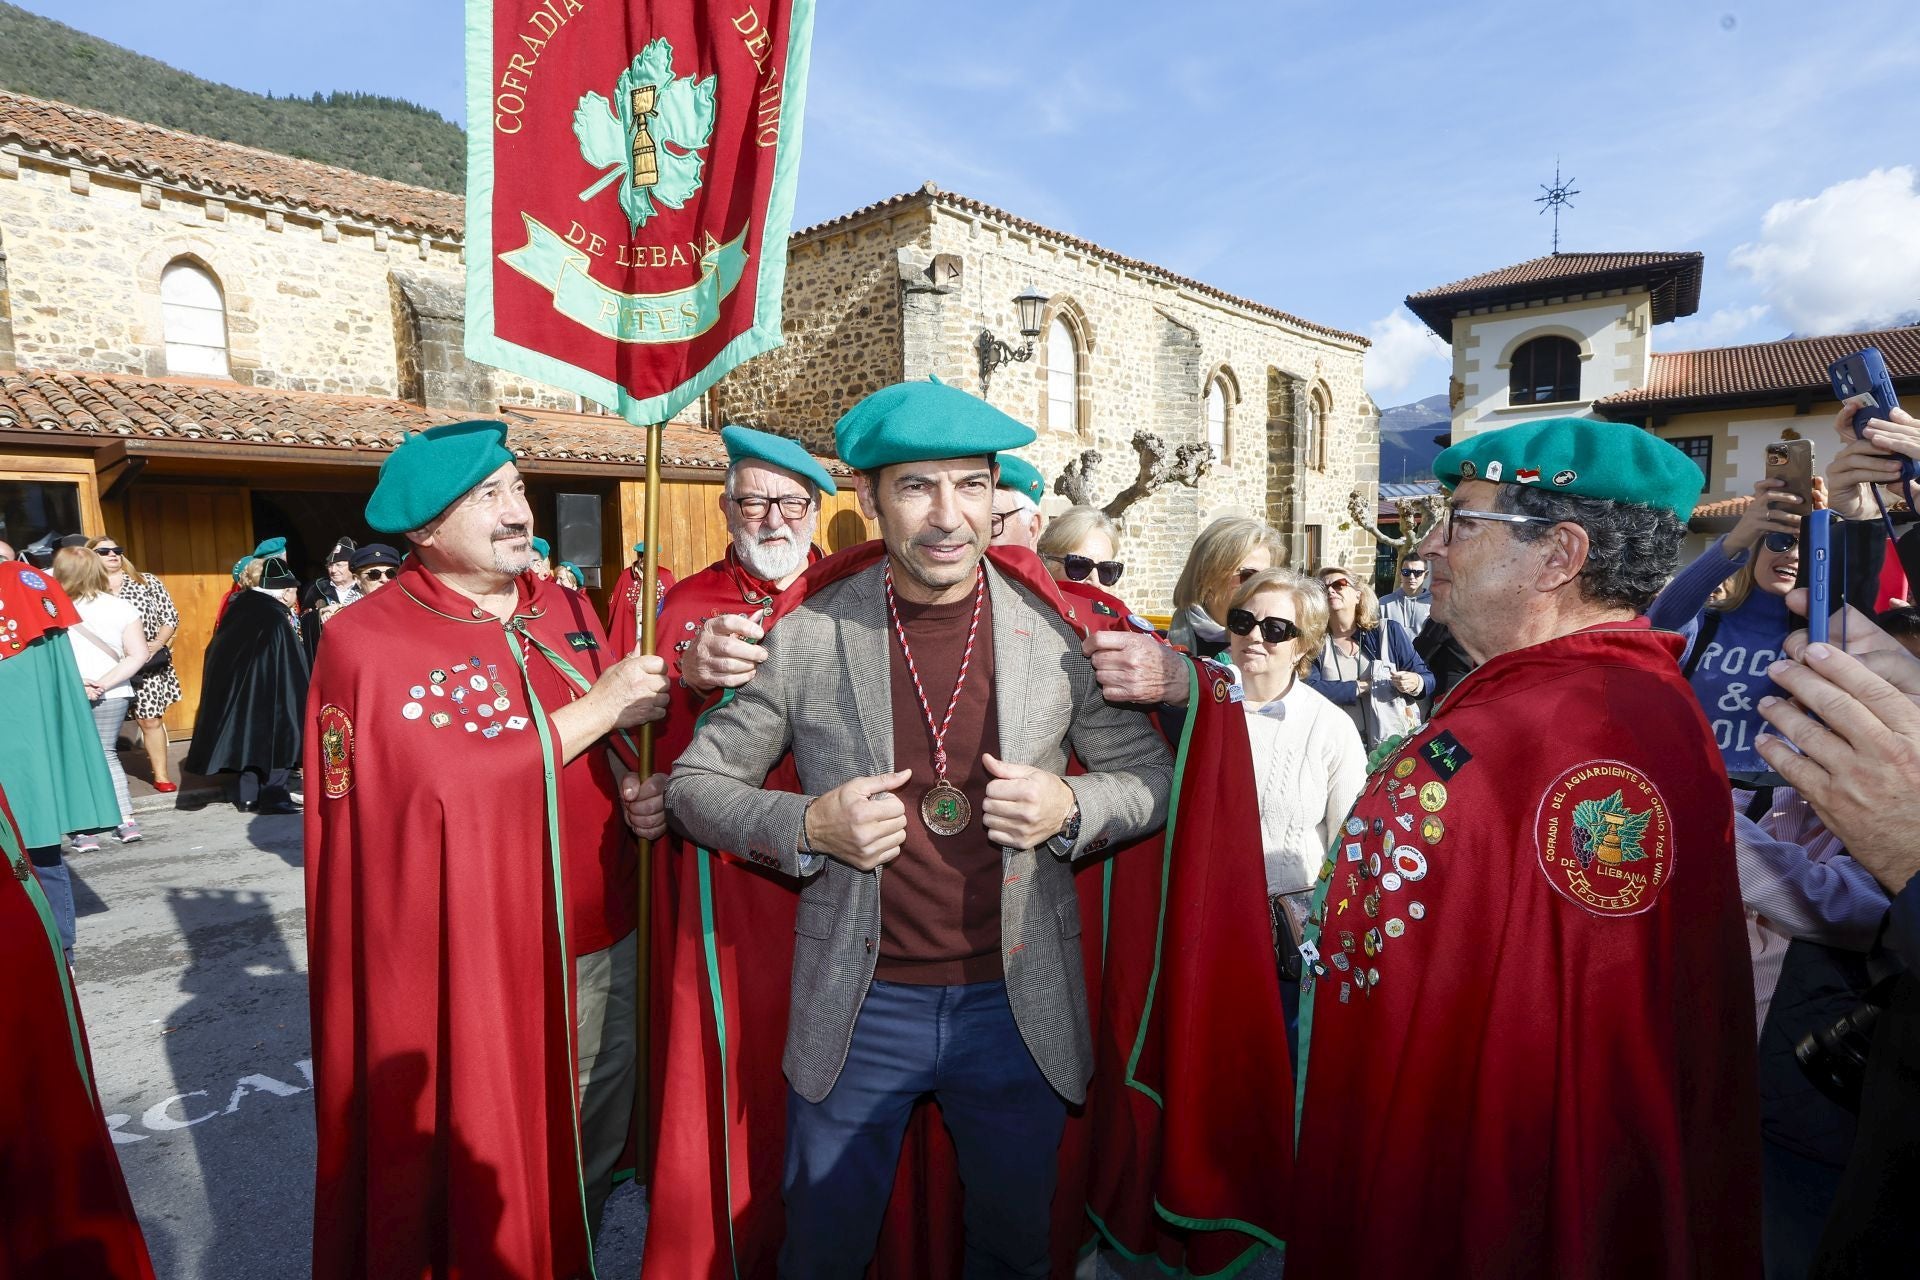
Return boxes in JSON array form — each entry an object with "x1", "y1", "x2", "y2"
[{"x1": 877, "y1": 587, "x2": 1003, "y2": 984}]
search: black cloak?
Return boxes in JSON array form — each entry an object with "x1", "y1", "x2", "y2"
[{"x1": 184, "y1": 590, "x2": 310, "y2": 776}]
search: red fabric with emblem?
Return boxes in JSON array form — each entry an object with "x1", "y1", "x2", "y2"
[
  {"x1": 0, "y1": 786, "x2": 156, "y2": 1280},
  {"x1": 642, "y1": 542, "x2": 1287, "y2": 1278},
  {"x1": 1292, "y1": 619, "x2": 1762, "y2": 1279},
  {"x1": 0, "y1": 560, "x2": 82, "y2": 657},
  {"x1": 604, "y1": 561, "x2": 678, "y2": 659},
  {"x1": 304, "y1": 562, "x2": 629, "y2": 1280}
]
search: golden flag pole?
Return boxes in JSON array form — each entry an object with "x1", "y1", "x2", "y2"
[{"x1": 634, "y1": 416, "x2": 663, "y2": 1173}]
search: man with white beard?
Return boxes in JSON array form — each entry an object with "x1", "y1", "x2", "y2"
[{"x1": 652, "y1": 425, "x2": 838, "y2": 709}]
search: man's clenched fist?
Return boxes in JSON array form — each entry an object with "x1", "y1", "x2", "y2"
[
  {"x1": 981, "y1": 753, "x2": 1077, "y2": 850},
  {"x1": 681, "y1": 611, "x2": 770, "y2": 694},
  {"x1": 620, "y1": 771, "x2": 668, "y2": 841},
  {"x1": 804, "y1": 769, "x2": 913, "y2": 870}
]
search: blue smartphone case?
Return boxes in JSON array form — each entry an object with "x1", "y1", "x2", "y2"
[
  {"x1": 1828, "y1": 347, "x2": 1917, "y2": 482},
  {"x1": 1805, "y1": 508, "x2": 1833, "y2": 645}
]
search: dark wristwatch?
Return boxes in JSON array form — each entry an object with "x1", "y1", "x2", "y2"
[{"x1": 1045, "y1": 802, "x2": 1082, "y2": 857}]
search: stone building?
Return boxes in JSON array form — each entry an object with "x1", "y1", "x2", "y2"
[
  {"x1": 0, "y1": 91, "x2": 1375, "y2": 729},
  {"x1": 716, "y1": 183, "x2": 1377, "y2": 596},
  {"x1": 1405, "y1": 251, "x2": 1920, "y2": 527}
]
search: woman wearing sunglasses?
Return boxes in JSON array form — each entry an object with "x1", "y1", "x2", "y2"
[
  {"x1": 1225, "y1": 568, "x2": 1366, "y2": 1064},
  {"x1": 1307, "y1": 564, "x2": 1433, "y2": 749},
  {"x1": 1169, "y1": 517, "x2": 1285, "y2": 661}
]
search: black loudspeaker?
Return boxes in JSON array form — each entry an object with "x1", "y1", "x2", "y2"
[{"x1": 556, "y1": 493, "x2": 603, "y2": 588}]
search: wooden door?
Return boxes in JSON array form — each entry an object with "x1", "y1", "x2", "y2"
[{"x1": 119, "y1": 485, "x2": 253, "y2": 736}]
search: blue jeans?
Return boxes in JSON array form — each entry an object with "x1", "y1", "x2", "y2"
[{"x1": 780, "y1": 980, "x2": 1068, "y2": 1280}]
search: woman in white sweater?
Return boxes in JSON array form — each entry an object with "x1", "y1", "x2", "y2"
[{"x1": 1225, "y1": 568, "x2": 1367, "y2": 1059}]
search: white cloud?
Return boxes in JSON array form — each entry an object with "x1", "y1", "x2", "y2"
[
  {"x1": 1364, "y1": 310, "x2": 1448, "y2": 402},
  {"x1": 1655, "y1": 304, "x2": 1773, "y2": 352},
  {"x1": 1729, "y1": 167, "x2": 1920, "y2": 334}
]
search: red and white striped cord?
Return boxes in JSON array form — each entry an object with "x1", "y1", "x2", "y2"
[{"x1": 883, "y1": 563, "x2": 985, "y2": 778}]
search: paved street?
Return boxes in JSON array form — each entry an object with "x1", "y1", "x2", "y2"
[
  {"x1": 71, "y1": 797, "x2": 1274, "y2": 1280},
  {"x1": 70, "y1": 798, "x2": 647, "y2": 1280}
]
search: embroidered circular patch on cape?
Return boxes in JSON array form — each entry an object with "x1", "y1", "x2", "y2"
[
  {"x1": 1534, "y1": 758, "x2": 1672, "y2": 917},
  {"x1": 317, "y1": 703, "x2": 355, "y2": 799},
  {"x1": 1212, "y1": 676, "x2": 1230, "y2": 703}
]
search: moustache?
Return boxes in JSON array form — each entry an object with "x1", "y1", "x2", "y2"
[{"x1": 492, "y1": 526, "x2": 529, "y2": 542}]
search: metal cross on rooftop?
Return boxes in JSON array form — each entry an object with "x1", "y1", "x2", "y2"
[{"x1": 1535, "y1": 160, "x2": 1580, "y2": 255}]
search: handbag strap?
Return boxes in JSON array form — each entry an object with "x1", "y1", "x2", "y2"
[{"x1": 70, "y1": 620, "x2": 122, "y2": 663}]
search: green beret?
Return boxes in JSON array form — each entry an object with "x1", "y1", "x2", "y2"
[
  {"x1": 995, "y1": 453, "x2": 1046, "y2": 504},
  {"x1": 1433, "y1": 416, "x2": 1705, "y2": 522},
  {"x1": 531, "y1": 536, "x2": 551, "y2": 560},
  {"x1": 557, "y1": 560, "x2": 582, "y2": 582},
  {"x1": 366, "y1": 420, "x2": 516, "y2": 534},
  {"x1": 721, "y1": 425, "x2": 837, "y2": 496},
  {"x1": 230, "y1": 555, "x2": 252, "y2": 583},
  {"x1": 632, "y1": 541, "x2": 647, "y2": 556},
  {"x1": 834, "y1": 380, "x2": 1036, "y2": 472},
  {"x1": 250, "y1": 536, "x2": 286, "y2": 559}
]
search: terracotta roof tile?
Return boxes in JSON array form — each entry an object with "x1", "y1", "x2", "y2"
[
  {"x1": 1690, "y1": 495, "x2": 1752, "y2": 520},
  {"x1": 1405, "y1": 252, "x2": 1704, "y2": 340},
  {"x1": 1596, "y1": 325, "x2": 1920, "y2": 414},
  {"x1": 0, "y1": 91, "x2": 462, "y2": 238},
  {"x1": 793, "y1": 182, "x2": 1369, "y2": 347},
  {"x1": 0, "y1": 370, "x2": 845, "y2": 474}
]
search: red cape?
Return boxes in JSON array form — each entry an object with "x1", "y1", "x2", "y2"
[
  {"x1": 0, "y1": 561, "x2": 82, "y2": 657},
  {"x1": 1291, "y1": 621, "x2": 1761, "y2": 1278},
  {"x1": 604, "y1": 561, "x2": 678, "y2": 659},
  {"x1": 642, "y1": 543, "x2": 1288, "y2": 1278},
  {"x1": 305, "y1": 563, "x2": 631, "y2": 1280},
  {"x1": 1, "y1": 786, "x2": 155, "y2": 1280}
]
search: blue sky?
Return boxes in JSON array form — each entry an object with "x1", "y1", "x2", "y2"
[{"x1": 27, "y1": 0, "x2": 1920, "y2": 405}]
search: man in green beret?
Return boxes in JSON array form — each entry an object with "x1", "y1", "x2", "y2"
[
  {"x1": 1291, "y1": 416, "x2": 1761, "y2": 1276},
  {"x1": 989, "y1": 452, "x2": 1046, "y2": 550},
  {"x1": 305, "y1": 420, "x2": 673, "y2": 1280},
  {"x1": 602, "y1": 540, "x2": 678, "y2": 660},
  {"x1": 529, "y1": 535, "x2": 554, "y2": 580},
  {"x1": 665, "y1": 380, "x2": 1172, "y2": 1276}
]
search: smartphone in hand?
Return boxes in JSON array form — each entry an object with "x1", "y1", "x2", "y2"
[
  {"x1": 1805, "y1": 509, "x2": 1834, "y2": 646},
  {"x1": 1829, "y1": 347, "x2": 1917, "y2": 483}
]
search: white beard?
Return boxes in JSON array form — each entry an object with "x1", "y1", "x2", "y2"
[{"x1": 735, "y1": 527, "x2": 808, "y2": 582}]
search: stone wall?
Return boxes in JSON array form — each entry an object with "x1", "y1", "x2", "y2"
[
  {"x1": 0, "y1": 145, "x2": 576, "y2": 414},
  {"x1": 709, "y1": 213, "x2": 910, "y2": 443},
  {"x1": 715, "y1": 192, "x2": 1376, "y2": 612}
]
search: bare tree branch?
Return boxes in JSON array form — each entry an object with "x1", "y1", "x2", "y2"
[
  {"x1": 1344, "y1": 489, "x2": 1444, "y2": 552},
  {"x1": 1054, "y1": 449, "x2": 1102, "y2": 507},
  {"x1": 1103, "y1": 433, "x2": 1213, "y2": 521}
]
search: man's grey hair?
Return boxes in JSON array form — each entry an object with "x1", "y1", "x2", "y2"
[
  {"x1": 1492, "y1": 484, "x2": 1687, "y2": 613},
  {"x1": 724, "y1": 461, "x2": 821, "y2": 503},
  {"x1": 994, "y1": 487, "x2": 1039, "y2": 517}
]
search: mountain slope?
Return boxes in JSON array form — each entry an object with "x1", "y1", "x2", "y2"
[
  {"x1": 0, "y1": 2, "x2": 464, "y2": 191},
  {"x1": 1377, "y1": 392, "x2": 1450, "y2": 483}
]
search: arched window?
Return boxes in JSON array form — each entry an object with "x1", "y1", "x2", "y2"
[
  {"x1": 1509, "y1": 335, "x2": 1580, "y2": 405},
  {"x1": 1044, "y1": 316, "x2": 1080, "y2": 434},
  {"x1": 1304, "y1": 384, "x2": 1330, "y2": 470},
  {"x1": 1205, "y1": 377, "x2": 1230, "y2": 463},
  {"x1": 161, "y1": 259, "x2": 231, "y2": 377}
]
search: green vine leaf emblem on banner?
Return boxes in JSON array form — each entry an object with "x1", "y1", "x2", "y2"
[{"x1": 573, "y1": 39, "x2": 717, "y2": 233}]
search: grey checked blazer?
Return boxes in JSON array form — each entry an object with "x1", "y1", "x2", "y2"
[{"x1": 666, "y1": 560, "x2": 1172, "y2": 1104}]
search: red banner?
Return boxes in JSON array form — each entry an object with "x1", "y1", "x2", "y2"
[{"x1": 464, "y1": 0, "x2": 813, "y2": 423}]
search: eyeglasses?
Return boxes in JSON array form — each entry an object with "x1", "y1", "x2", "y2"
[
  {"x1": 989, "y1": 510, "x2": 1015, "y2": 537},
  {"x1": 1234, "y1": 567, "x2": 1261, "y2": 584},
  {"x1": 1438, "y1": 504, "x2": 1553, "y2": 545},
  {"x1": 728, "y1": 494, "x2": 814, "y2": 521},
  {"x1": 358, "y1": 567, "x2": 398, "y2": 581},
  {"x1": 1046, "y1": 553, "x2": 1124, "y2": 586},
  {"x1": 1226, "y1": 609, "x2": 1301, "y2": 644},
  {"x1": 1762, "y1": 531, "x2": 1799, "y2": 554},
  {"x1": 1399, "y1": 566, "x2": 1427, "y2": 578},
  {"x1": 94, "y1": 545, "x2": 122, "y2": 557}
]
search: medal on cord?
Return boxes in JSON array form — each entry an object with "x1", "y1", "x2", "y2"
[{"x1": 885, "y1": 563, "x2": 984, "y2": 837}]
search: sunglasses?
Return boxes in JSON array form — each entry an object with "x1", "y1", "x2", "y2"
[
  {"x1": 1399, "y1": 566, "x2": 1427, "y2": 578},
  {"x1": 1322, "y1": 578, "x2": 1354, "y2": 593},
  {"x1": 94, "y1": 546, "x2": 122, "y2": 556},
  {"x1": 358, "y1": 567, "x2": 398, "y2": 581},
  {"x1": 1226, "y1": 609, "x2": 1302, "y2": 644},
  {"x1": 1762, "y1": 532, "x2": 1798, "y2": 554},
  {"x1": 1051, "y1": 554, "x2": 1124, "y2": 586}
]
